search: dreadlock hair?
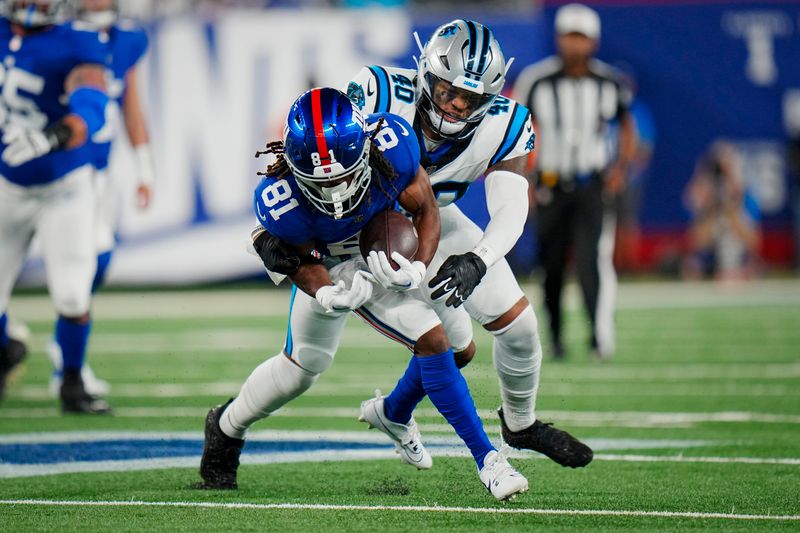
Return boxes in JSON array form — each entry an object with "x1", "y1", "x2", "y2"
[
  {"x1": 365, "y1": 118, "x2": 402, "y2": 203},
  {"x1": 254, "y1": 118, "x2": 401, "y2": 206},
  {"x1": 255, "y1": 141, "x2": 290, "y2": 179}
]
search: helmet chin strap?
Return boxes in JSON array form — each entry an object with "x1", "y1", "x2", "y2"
[{"x1": 321, "y1": 182, "x2": 349, "y2": 219}]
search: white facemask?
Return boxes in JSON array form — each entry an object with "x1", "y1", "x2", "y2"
[
  {"x1": 320, "y1": 182, "x2": 349, "y2": 219},
  {"x1": 81, "y1": 9, "x2": 117, "y2": 30}
]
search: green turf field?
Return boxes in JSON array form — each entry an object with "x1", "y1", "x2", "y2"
[{"x1": 1, "y1": 280, "x2": 799, "y2": 531}]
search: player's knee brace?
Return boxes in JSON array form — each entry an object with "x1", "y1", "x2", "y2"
[
  {"x1": 291, "y1": 343, "x2": 335, "y2": 375},
  {"x1": 491, "y1": 305, "x2": 542, "y2": 375},
  {"x1": 491, "y1": 305, "x2": 542, "y2": 431},
  {"x1": 221, "y1": 354, "x2": 319, "y2": 439}
]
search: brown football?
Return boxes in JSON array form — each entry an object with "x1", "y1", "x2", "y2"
[{"x1": 359, "y1": 209, "x2": 418, "y2": 268}]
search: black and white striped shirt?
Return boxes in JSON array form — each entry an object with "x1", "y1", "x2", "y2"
[{"x1": 513, "y1": 57, "x2": 632, "y2": 181}]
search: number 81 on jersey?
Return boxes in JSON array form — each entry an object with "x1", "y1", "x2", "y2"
[{"x1": 259, "y1": 179, "x2": 298, "y2": 221}]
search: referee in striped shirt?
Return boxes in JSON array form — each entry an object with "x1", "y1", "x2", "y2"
[{"x1": 513, "y1": 3, "x2": 637, "y2": 359}]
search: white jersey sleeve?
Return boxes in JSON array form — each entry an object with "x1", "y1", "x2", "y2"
[
  {"x1": 486, "y1": 99, "x2": 535, "y2": 168},
  {"x1": 346, "y1": 65, "x2": 418, "y2": 116},
  {"x1": 346, "y1": 66, "x2": 380, "y2": 114}
]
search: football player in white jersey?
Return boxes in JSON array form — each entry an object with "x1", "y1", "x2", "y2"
[{"x1": 346, "y1": 19, "x2": 593, "y2": 468}]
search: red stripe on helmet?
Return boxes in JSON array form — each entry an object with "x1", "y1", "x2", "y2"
[{"x1": 310, "y1": 89, "x2": 331, "y2": 164}]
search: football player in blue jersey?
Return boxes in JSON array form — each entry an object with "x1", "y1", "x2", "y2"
[
  {"x1": 199, "y1": 87, "x2": 529, "y2": 501},
  {"x1": 44, "y1": 0, "x2": 154, "y2": 398},
  {"x1": 0, "y1": 0, "x2": 111, "y2": 413},
  {"x1": 347, "y1": 20, "x2": 592, "y2": 468}
]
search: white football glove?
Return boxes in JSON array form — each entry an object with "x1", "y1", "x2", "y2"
[
  {"x1": 2, "y1": 125, "x2": 53, "y2": 167},
  {"x1": 315, "y1": 270, "x2": 374, "y2": 314},
  {"x1": 366, "y1": 250, "x2": 426, "y2": 291}
]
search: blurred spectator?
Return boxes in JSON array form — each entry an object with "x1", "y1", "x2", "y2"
[
  {"x1": 513, "y1": 3, "x2": 636, "y2": 360},
  {"x1": 682, "y1": 141, "x2": 761, "y2": 280}
]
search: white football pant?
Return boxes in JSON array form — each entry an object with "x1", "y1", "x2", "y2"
[
  {"x1": 0, "y1": 166, "x2": 95, "y2": 317},
  {"x1": 92, "y1": 168, "x2": 118, "y2": 255}
]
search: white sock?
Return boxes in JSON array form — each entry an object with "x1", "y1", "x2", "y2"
[
  {"x1": 219, "y1": 353, "x2": 318, "y2": 439},
  {"x1": 491, "y1": 305, "x2": 542, "y2": 433}
]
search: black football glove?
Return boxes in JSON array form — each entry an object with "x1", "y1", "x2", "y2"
[
  {"x1": 428, "y1": 252, "x2": 487, "y2": 308},
  {"x1": 252, "y1": 231, "x2": 302, "y2": 275}
]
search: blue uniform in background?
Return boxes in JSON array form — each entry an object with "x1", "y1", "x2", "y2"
[
  {"x1": 91, "y1": 21, "x2": 148, "y2": 172},
  {"x1": 0, "y1": 19, "x2": 105, "y2": 185},
  {"x1": 0, "y1": 17, "x2": 111, "y2": 411},
  {"x1": 86, "y1": 21, "x2": 148, "y2": 294},
  {"x1": 254, "y1": 112, "x2": 419, "y2": 252}
]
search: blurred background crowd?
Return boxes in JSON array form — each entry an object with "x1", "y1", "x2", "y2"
[{"x1": 17, "y1": 0, "x2": 800, "y2": 287}]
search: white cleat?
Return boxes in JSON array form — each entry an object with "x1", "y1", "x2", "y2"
[
  {"x1": 479, "y1": 448, "x2": 529, "y2": 501},
  {"x1": 359, "y1": 390, "x2": 432, "y2": 470},
  {"x1": 47, "y1": 341, "x2": 111, "y2": 398}
]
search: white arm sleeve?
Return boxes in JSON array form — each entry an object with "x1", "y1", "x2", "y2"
[{"x1": 471, "y1": 170, "x2": 530, "y2": 268}]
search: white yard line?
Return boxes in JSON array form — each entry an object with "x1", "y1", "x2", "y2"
[
  {"x1": 0, "y1": 430, "x2": 721, "y2": 451},
  {"x1": 12, "y1": 381, "x2": 799, "y2": 400},
  {"x1": 1, "y1": 406, "x2": 798, "y2": 426},
  {"x1": 592, "y1": 454, "x2": 800, "y2": 465},
  {"x1": 1, "y1": 451, "x2": 796, "y2": 480},
  {"x1": 0, "y1": 499, "x2": 796, "y2": 522}
]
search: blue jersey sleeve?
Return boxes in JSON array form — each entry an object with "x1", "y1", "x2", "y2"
[
  {"x1": 65, "y1": 23, "x2": 107, "y2": 67},
  {"x1": 368, "y1": 112, "x2": 421, "y2": 190},
  {"x1": 114, "y1": 24, "x2": 149, "y2": 73},
  {"x1": 254, "y1": 176, "x2": 312, "y2": 246},
  {"x1": 129, "y1": 26, "x2": 149, "y2": 65}
]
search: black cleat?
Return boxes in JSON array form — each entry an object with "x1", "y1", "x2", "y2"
[
  {"x1": 0, "y1": 338, "x2": 28, "y2": 400},
  {"x1": 499, "y1": 408, "x2": 593, "y2": 468},
  {"x1": 198, "y1": 399, "x2": 244, "y2": 490},
  {"x1": 60, "y1": 370, "x2": 112, "y2": 414}
]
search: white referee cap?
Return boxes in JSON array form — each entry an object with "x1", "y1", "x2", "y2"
[{"x1": 555, "y1": 3, "x2": 601, "y2": 41}]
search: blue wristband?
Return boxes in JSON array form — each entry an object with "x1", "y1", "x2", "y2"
[{"x1": 68, "y1": 86, "x2": 109, "y2": 136}]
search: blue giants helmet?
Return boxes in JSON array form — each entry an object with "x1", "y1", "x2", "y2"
[
  {"x1": 5, "y1": 0, "x2": 66, "y2": 28},
  {"x1": 283, "y1": 87, "x2": 372, "y2": 219}
]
